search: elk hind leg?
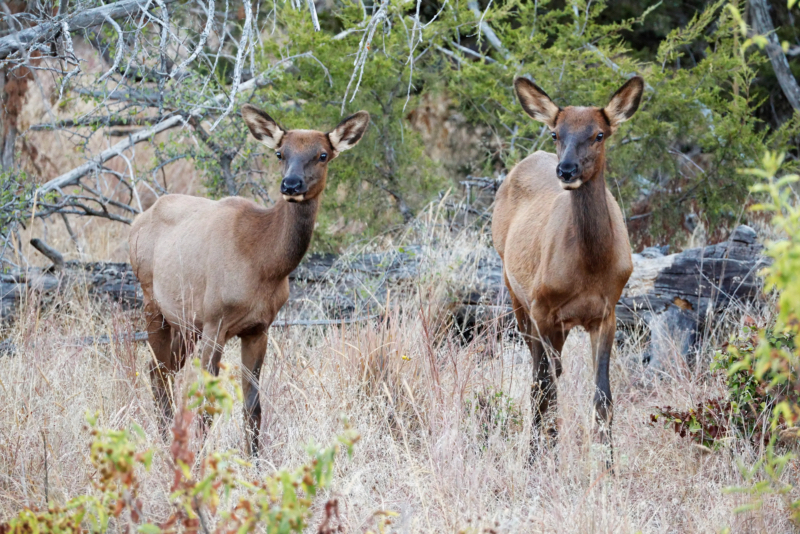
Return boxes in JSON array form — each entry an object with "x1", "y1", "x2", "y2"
[
  {"x1": 529, "y1": 331, "x2": 560, "y2": 452},
  {"x1": 240, "y1": 329, "x2": 267, "y2": 457},
  {"x1": 145, "y1": 308, "x2": 178, "y2": 441},
  {"x1": 507, "y1": 290, "x2": 559, "y2": 456},
  {"x1": 590, "y1": 316, "x2": 616, "y2": 468}
]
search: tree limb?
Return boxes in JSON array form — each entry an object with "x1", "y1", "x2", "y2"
[
  {"x1": 466, "y1": 0, "x2": 511, "y2": 61},
  {"x1": 0, "y1": 0, "x2": 180, "y2": 60},
  {"x1": 30, "y1": 238, "x2": 64, "y2": 271},
  {"x1": 750, "y1": 0, "x2": 800, "y2": 112}
]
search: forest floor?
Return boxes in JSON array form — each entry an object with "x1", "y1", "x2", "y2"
[{"x1": 0, "y1": 215, "x2": 797, "y2": 533}]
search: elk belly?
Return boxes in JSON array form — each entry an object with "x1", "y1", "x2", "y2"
[{"x1": 553, "y1": 293, "x2": 611, "y2": 331}]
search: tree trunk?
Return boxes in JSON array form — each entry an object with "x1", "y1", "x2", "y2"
[{"x1": 750, "y1": 0, "x2": 800, "y2": 112}]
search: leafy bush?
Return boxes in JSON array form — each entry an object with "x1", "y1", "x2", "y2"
[
  {"x1": 726, "y1": 152, "x2": 800, "y2": 524},
  {"x1": 650, "y1": 398, "x2": 732, "y2": 449},
  {"x1": 653, "y1": 151, "x2": 800, "y2": 525},
  {"x1": 176, "y1": 0, "x2": 799, "y2": 252},
  {"x1": 0, "y1": 361, "x2": 360, "y2": 533}
]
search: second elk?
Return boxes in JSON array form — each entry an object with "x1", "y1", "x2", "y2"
[
  {"x1": 492, "y1": 76, "x2": 643, "y2": 464},
  {"x1": 129, "y1": 105, "x2": 370, "y2": 456}
]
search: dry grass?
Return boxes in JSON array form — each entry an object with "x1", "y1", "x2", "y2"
[{"x1": 0, "y1": 215, "x2": 797, "y2": 533}]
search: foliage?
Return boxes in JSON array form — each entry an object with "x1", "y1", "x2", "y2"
[
  {"x1": 722, "y1": 151, "x2": 800, "y2": 525},
  {"x1": 3, "y1": 0, "x2": 798, "y2": 254},
  {"x1": 0, "y1": 361, "x2": 360, "y2": 533},
  {"x1": 196, "y1": 0, "x2": 798, "y2": 250},
  {"x1": 465, "y1": 387, "x2": 523, "y2": 448},
  {"x1": 650, "y1": 397, "x2": 732, "y2": 449},
  {"x1": 651, "y1": 151, "x2": 800, "y2": 524}
]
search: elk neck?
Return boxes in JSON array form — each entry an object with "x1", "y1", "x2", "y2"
[
  {"x1": 251, "y1": 195, "x2": 321, "y2": 280},
  {"x1": 570, "y1": 161, "x2": 615, "y2": 271}
]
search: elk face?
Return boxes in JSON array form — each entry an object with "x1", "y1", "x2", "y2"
[
  {"x1": 514, "y1": 76, "x2": 644, "y2": 190},
  {"x1": 242, "y1": 105, "x2": 369, "y2": 202}
]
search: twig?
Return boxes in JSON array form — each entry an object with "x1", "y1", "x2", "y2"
[
  {"x1": 41, "y1": 430, "x2": 49, "y2": 506},
  {"x1": 60, "y1": 213, "x2": 82, "y2": 255},
  {"x1": 170, "y1": 0, "x2": 215, "y2": 77},
  {"x1": 96, "y1": 16, "x2": 124, "y2": 84},
  {"x1": 341, "y1": 0, "x2": 389, "y2": 114},
  {"x1": 306, "y1": 0, "x2": 320, "y2": 32},
  {"x1": 466, "y1": 0, "x2": 511, "y2": 61},
  {"x1": 208, "y1": 0, "x2": 253, "y2": 130},
  {"x1": 0, "y1": 0, "x2": 180, "y2": 60}
]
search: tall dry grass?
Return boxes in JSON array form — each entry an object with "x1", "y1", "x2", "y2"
[{"x1": 0, "y1": 208, "x2": 796, "y2": 532}]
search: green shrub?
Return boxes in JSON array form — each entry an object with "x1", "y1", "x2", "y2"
[
  {"x1": 0, "y1": 361, "x2": 360, "y2": 533},
  {"x1": 179, "y1": 0, "x2": 798, "y2": 252}
]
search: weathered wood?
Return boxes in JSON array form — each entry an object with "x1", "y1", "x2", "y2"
[{"x1": 0, "y1": 226, "x2": 769, "y2": 353}]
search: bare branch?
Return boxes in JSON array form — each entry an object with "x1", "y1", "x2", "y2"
[
  {"x1": 36, "y1": 53, "x2": 325, "y2": 196},
  {"x1": 170, "y1": 0, "x2": 215, "y2": 77},
  {"x1": 466, "y1": 0, "x2": 511, "y2": 61},
  {"x1": 750, "y1": 0, "x2": 800, "y2": 112},
  {"x1": 30, "y1": 238, "x2": 64, "y2": 271},
  {"x1": 306, "y1": 0, "x2": 320, "y2": 32},
  {"x1": 96, "y1": 16, "x2": 124, "y2": 84},
  {"x1": 208, "y1": 0, "x2": 253, "y2": 130},
  {"x1": 0, "y1": 0, "x2": 180, "y2": 60}
]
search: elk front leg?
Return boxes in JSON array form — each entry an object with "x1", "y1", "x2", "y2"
[
  {"x1": 145, "y1": 307, "x2": 178, "y2": 441},
  {"x1": 528, "y1": 320, "x2": 559, "y2": 457},
  {"x1": 590, "y1": 315, "x2": 616, "y2": 468},
  {"x1": 240, "y1": 331, "x2": 267, "y2": 457},
  {"x1": 197, "y1": 323, "x2": 226, "y2": 432}
]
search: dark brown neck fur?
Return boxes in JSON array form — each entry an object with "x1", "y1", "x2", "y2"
[
  {"x1": 239, "y1": 195, "x2": 321, "y2": 281},
  {"x1": 272, "y1": 197, "x2": 320, "y2": 278},
  {"x1": 571, "y1": 165, "x2": 614, "y2": 271}
]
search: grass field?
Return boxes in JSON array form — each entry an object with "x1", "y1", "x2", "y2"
[{"x1": 0, "y1": 218, "x2": 797, "y2": 533}]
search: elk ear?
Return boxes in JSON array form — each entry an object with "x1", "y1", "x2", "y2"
[
  {"x1": 514, "y1": 77, "x2": 560, "y2": 128},
  {"x1": 241, "y1": 104, "x2": 285, "y2": 149},
  {"x1": 603, "y1": 76, "x2": 644, "y2": 133},
  {"x1": 328, "y1": 111, "x2": 370, "y2": 155}
]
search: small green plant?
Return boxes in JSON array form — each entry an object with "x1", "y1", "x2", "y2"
[
  {"x1": 650, "y1": 398, "x2": 732, "y2": 449},
  {"x1": 721, "y1": 151, "x2": 800, "y2": 525},
  {"x1": 465, "y1": 387, "x2": 523, "y2": 448},
  {"x1": 0, "y1": 362, "x2": 360, "y2": 533}
]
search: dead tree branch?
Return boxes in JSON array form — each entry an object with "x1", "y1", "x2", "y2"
[
  {"x1": 0, "y1": 0, "x2": 180, "y2": 60},
  {"x1": 750, "y1": 0, "x2": 800, "y2": 112}
]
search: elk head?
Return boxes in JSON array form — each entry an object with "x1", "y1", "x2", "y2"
[
  {"x1": 514, "y1": 76, "x2": 644, "y2": 190},
  {"x1": 241, "y1": 104, "x2": 370, "y2": 202}
]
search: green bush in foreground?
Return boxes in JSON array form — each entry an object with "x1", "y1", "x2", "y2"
[
  {"x1": 725, "y1": 152, "x2": 800, "y2": 525},
  {"x1": 652, "y1": 151, "x2": 800, "y2": 526},
  {"x1": 0, "y1": 361, "x2": 361, "y2": 534}
]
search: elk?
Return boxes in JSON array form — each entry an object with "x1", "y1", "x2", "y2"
[
  {"x1": 492, "y1": 76, "x2": 643, "y2": 462},
  {"x1": 129, "y1": 105, "x2": 370, "y2": 455}
]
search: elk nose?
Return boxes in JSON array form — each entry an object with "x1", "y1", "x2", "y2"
[
  {"x1": 557, "y1": 162, "x2": 580, "y2": 180},
  {"x1": 280, "y1": 175, "x2": 305, "y2": 195}
]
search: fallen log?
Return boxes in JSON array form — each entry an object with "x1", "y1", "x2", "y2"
[
  {"x1": 451, "y1": 224, "x2": 769, "y2": 363},
  {"x1": 0, "y1": 225, "x2": 768, "y2": 362}
]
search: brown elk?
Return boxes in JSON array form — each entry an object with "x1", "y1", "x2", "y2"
[
  {"x1": 492, "y1": 76, "x2": 643, "y2": 462},
  {"x1": 129, "y1": 105, "x2": 370, "y2": 455}
]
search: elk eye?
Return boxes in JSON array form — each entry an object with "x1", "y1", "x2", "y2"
[
  {"x1": 276, "y1": 151, "x2": 282, "y2": 160},
  {"x1": 320, "y1": 153, "x2": 328, "y2": 162},
  {"x1": 551, "y1": 132, "x2": 557, "y2": 141},
  {"x1": 596, "y1": 132, "x2": 604, "y2": 142}
]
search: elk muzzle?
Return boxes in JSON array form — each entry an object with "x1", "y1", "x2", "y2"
[
  {"x1": 280, "y1": 175, "x2": 308, "y2": 202},
  {"x1": 556, "y1": 161, "x2": 583, "y2": 190}
]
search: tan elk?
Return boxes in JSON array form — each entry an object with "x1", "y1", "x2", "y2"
[
  {"x1": 492, "y1": 76, "x2": 643, "y2": 462},
  {"x1": 129, "y1": 105, "x2": 370, "y2": 455}
]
